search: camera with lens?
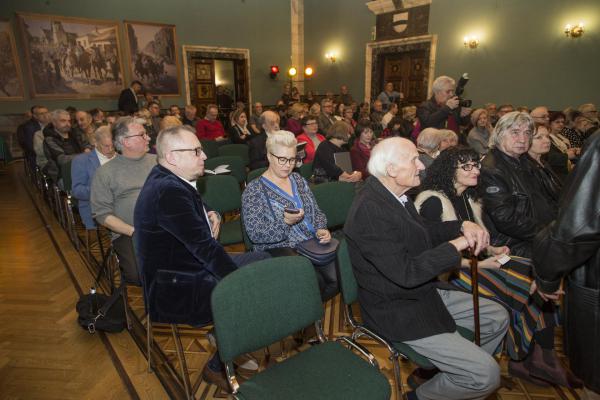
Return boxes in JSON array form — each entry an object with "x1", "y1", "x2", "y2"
[{"x1": 455, "y1": 73, "x2": 472, "y2": 108}]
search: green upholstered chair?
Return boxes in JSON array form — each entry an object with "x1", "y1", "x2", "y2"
[
  {"x1": 211, "y1": 256, "x2": 391, "y2": 399},
  {"x1": 204, "y1": 155, "x2": 247, "y2": 184},
  {"x1": 295, "y1": 161, "x2": 313, "y2": 181},
  {"x1": 197, "y1": 175, "x2": 243, "y2": 246},
  {"x1": 335, "y1": 239, "x2": 474, "y2": 399},
  {"x1": 246, "y1": 167, "x2": 267, "y2": 183},
  {"x1": 311, "y1": 181, "x2": 355, "y2": 230},
  {"x1": 218, "y1": 144, "x2": 250, "y2": 166},
  {"x1": 200, "y1": 139, "x2": 220, "y2": 159}
]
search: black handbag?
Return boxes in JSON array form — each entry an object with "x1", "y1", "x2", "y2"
[
  {"x1": 76, "y1": 286, "x2": 127, "y2": 334},
  {"x1": 295, "y1": 237, "x2": 339, "y2": 266}
]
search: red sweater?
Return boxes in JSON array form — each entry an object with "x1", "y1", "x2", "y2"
[
  {"x1": 196, "y1": 118, "x2": 225, "y2": 140},
  {"x1": 296, "y1": 133, "x2": 325, "y2": 164}
]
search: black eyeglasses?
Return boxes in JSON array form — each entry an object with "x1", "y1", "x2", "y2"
[
  {"x1": 124, "y1": 132, "x2": 149, "y2": 139},
  {"x1": 171, "y1": 147, "x2": 204, "y2": 157},
  {"x1": 459, "y1": 162, "x2": 481, "y2": 171},
  {"x1": 269, "y1": 152, "x2": 299, "y2": 166}
]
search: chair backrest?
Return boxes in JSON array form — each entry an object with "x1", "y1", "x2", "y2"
[
  {"x1": 246, "y1": 166, "x2": 267, "y2": 183},
  {"x1": 312, "y1": 181, "x2": 355, "y2": 229},
  {"x1": 218, "y1": 144, "x2": 250, "y2": 166},
  {"x1": 336, "y1": 239, "x2": 358, "y2": 306},
  {"x1": 204, "y1": 155, "x2": 247, "y2": 184},
  {"x1": 296, "y1": 161, "x2": 313, "y2": 180},
  {"x1": 197, "y1": 174, "x2": 242, "y2": 214},
  {"x1": 200, "y1": 139, "x2": 220, "y2": 159},
  {"x1": 211, "y1": 256, "x2": 323, "y2": 363}
]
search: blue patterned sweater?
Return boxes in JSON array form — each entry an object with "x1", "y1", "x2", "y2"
[{"x1": 242, "y1": 172, "x2": 328, "y2": 250}]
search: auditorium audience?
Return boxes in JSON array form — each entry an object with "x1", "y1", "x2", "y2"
[
  {"x1": 530, "y1": 106, "x2": 550, "y2": 127},
  {"x1": 317, "y1": 98, "x2": 336, "y2": 133},
  {"x1": 196, "y1": 104, "x2": 227, "y2": 142},
  {"x1": 296, "y1": 115, "x2": 325, "y2": 164},
  {"x1": 381, "y1": 116, "x2": 408, "y2": 138},
  {"x1": 370, "y1": 99, "x2": 385, "y2": 135},
  {"x1": 148, "y1": 102, "x2": 162, "y2": 135},
  {"x1": 74, "y1": 111, "x2": 96, "y2": 147},
  {"x1": 415, "y1": 146, "x2": 576, "y2": 388},
  {"x1": 43, "y1": 109, "x2": 88, "y2": 184},
  {"x1": 19, "y1": 106, "x2": 50, "y2": 171},
  {"x1": 91, "y1": 117, "x2": 156, "y2": 285},
  {"x1": 118, "y1": 80, "x2": 142, "y2": 115},
  {"x1": 248, "y1": 110, "x2": 280, "y2": 170},
  {"x1": 90, "y1": 108, "x2": 106, "y2": 128},
  {"x1": 578, "y1": 103, "x2": 598, "y2": 129},
  {"x1": 168, "y1": 105, "x2": 181, "y2": 119},
  {"x1": 485, "y1": 103, "x2": 498, "y2": 126},
  {"x1": 242, "y1": 130, "x2": 337, "y2": 300},
  {"x1": 417, "y1": 75, "x2": 471, "y2": 133},
  {"x1": 467, "y1": 108, "x2": 492, "y2": 155},
  {"x1": 337, "y1": 85, "x2": 354, "y2": 106},
  {"x1": 377, "y1": 82, "x2": 403, "y2": 112},
  {"x1": 416, "y1": 127, "x2": 444, "y2": 171},
  {"x1": 526, "y1": 124, "x2": 563, "y2": 203},
  {"x1": 548, "y1": 111, "x2": 579, "y2": 181},
  {"x1": 182, "y1": 105, "x2": 198, "y2": 127},
  {"x1": 228, "y1": 109, "x2": 252, "y2": 144},
  {"x1": 308, "y1": 102, "x2": 321, "y2": 118},
  {"x1": 285, "y1": 103, "x2": 305, "y2": 136},
  {"x1": 350, "y1": 120, "x2": 374, "y2": 178},
  {"x1": 249, "y1": 102, "x2": 263, "y2": 134},
  {"x1": 344, "y1": 137, "x2": 507, "y2": 400},
  {"x1": 381, "y1": 102, "x2": 399, "y2": 131},
  {"x1": 134, "y1": 125, "x2": 268, "y2": 391},
  {"x1": 496, "y1": 104, "x2": 514, "y2": 121},
  {"x1": 342, "y1": 105, "x2": 357, "y2": 129},
  {"x1": 570, "y1": 111, "x2": 597, "y2": 148},
  {"x1": 313, "y1": 121, "x2": 361, "y2": 183},
  {"x1": 71, "y1": 126, "x2": 116, "y2": 229},
  {"x1": 478, "y1": 112, "x2": 557, "y2": 257},
  {"x1": 159, "y1": 115, "x2": 183, "y2": 131}
]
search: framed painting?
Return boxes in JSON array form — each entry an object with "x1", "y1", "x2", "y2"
[
  {"x1": 17, "y1": 13, "x2": 125, "y2": 99},
  {"x1": 195, "y1": 63, "x2": 212, "y2": 81},
  {"x1": 197, "y1": 83, "x2": 213, "y2": 99},
  {"x1": 0, "y1": 20, "x2": 25, "y2": 100},
  {"x1": 124, "y1": 20, "x2": 181, "y2": 96}
]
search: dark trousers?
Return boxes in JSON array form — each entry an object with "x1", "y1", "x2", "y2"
[{"x1": 113, "y1": 235, "x2": 141, "y2": 286}]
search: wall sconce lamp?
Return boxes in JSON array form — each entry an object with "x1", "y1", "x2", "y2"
[
  {"x1": 304, "y1": 66, "x2": 314, "y2": 77},
  {"x1": 325, "y1": 51, "x2": 338, "y2": 63},
  {"x1": 564, "y1": 22, "x2": 584, "y2": 38},
  {"x1": 269, "y1": 65, "x2": 280, "y2": 79},
  {"x1": 463, "y1": 36, "x2": 480, "y2": 49},
  {"x1": 287, "y1": 67, "x2": 298, "y2": 77}
]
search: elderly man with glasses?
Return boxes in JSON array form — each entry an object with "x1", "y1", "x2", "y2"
[{"x1": 91, "y1": 116, "x2": 157, "y2": 285}]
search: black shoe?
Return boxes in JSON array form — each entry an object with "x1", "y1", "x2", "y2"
[
  {"x1": 201, "y1": 364, "x2": 231, "y2": 392},
  {"x1": 406, "y1": 390, "x2": 419, "y2": 400}
]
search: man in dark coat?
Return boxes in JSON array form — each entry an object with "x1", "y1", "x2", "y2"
[
  {"x1": 17, "y1": 105, "x2": 49, "y2": 172},
  {"x1": 118, "y1": 80, "x2": 142, "y2": 115},
  {"x1": 344, "y1": 137, "x2": 508, "y2": 400},
  {"x1": 417, "y1": 75, "x2": 471, "y2": 133},
  {"x1": 248, "y1": 110, "x2": 279, "y2": 170},
  {"x1": 134, "y1": 125, "x2": 268, "y2": 390},
  {"x1": 533, "y1": 131, "x2": 600, "y2": 396}
]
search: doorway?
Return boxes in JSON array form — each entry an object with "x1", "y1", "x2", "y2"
[
  {"x1": 365, "y1": 35, "x2": 437, "y2": 105},
  {"x1": 182, "y1": 45, "x2": 251, "y2": 122}
]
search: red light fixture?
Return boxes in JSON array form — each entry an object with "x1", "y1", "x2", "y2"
[{"x1": 269, "y1": 65, "x2": 280, "y2": 79}]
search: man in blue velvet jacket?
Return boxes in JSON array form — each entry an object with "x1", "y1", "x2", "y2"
[
  {"x1": 134, "y1": 125, "x2": 268, "y2": 390},
  {"x1": 71, "y1": 126, "x2": 116, "y2": 229}
]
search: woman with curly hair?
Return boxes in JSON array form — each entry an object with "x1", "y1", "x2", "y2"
[{"x1": 414, "y1": 146, "x2": 581, "y2": 388}]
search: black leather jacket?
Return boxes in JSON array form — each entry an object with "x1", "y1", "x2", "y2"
[
  {"x1": 416, "y1": 97, "x2": 469, "y2": 130},
  {"x1": 478, "y1": 148, "x2": 556, "y2": 257}
]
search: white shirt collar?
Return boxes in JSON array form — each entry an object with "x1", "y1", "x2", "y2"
[
  {"x1": 382, "y1": 183, "x2": 409, "y2": 206},
  {"x1": 95, "y1": 149, "x2": 115, "y2": 166}
]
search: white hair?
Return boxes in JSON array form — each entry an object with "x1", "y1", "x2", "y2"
[
  {"x1": 417, "y1": 128, "x2": 444, "y2": 153},
  {"x1": 431, "y1": 76, "x2": 455, "y2": 94},
  {"x1": 489, "y1": 111, "x2": 534, "y2": 149},
  {"x1": 367, "y1": 137, "x2": 412, "y2": 178},
  {"x1": 266, "y1": 130, "x2": 297, "y2": 154}
]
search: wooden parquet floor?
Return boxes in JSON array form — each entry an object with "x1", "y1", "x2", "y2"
[{"x1": 0, "y1": 160, "x2": 592, "y2": 400}]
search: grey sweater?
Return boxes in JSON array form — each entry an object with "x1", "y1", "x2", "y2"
[{"x1": 91, "y1": 153, "x2": 156, "y2": 238}]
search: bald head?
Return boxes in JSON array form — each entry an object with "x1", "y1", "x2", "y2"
[
  {"x1": 260, "y1": 110, "x2": 280, "y2": 133},
  {"x1": 530, "y1": 106, "x2": 549, "y2": 125},
  {"x1": 368, "y1": 137, "x2": 415, "y2": 178}
]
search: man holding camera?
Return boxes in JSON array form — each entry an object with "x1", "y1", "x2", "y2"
[{"x1": 417, "y1": 75, "x2": 472, "y2": 133}]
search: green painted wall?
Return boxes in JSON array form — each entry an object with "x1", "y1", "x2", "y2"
[
  {"x1": 304, "y1": 0, "x2": 374, "y2": 101},
  {"x1": 427, "y1": 0, "x2": 600, "y2": 110},
  {"x1": 0, "y1": 0, "x2": 291, "y2": 114}
]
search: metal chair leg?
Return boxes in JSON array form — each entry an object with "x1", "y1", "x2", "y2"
[
  {"x1": 147, "y1": 318, "x2": 153, "y2": 373},
  {"x1": 122, "y1": 285, "x2": 132, "y2": 331},
  {"x1": 171, "y1": 325, "x2": 193, "y2": 400},
  {"x1": 391, "y1": 355, "x2": 405, "y2": 400}
]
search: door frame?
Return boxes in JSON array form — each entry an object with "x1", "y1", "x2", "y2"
[
  {"x1": 364, "y1": 34, "x2": 437, "y2": 103},
  {"x1": 182, "y1": 45, "x2": 251, "y2": 109}
]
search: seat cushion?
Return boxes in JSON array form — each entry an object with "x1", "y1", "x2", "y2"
[{"x1": 237, "y1": 341, "x2": 390, "y2": 400}]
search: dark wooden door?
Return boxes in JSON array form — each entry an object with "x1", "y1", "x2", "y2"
[
  {"x1": 234, "y1": 59, "x2": 249, "y2": 105},
  {"x1": 381, "y1": 50, "x2": 428, "y2": 105},
  {"x1": 192, "y1": 59, "x2": 216, "y2": 117}
]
